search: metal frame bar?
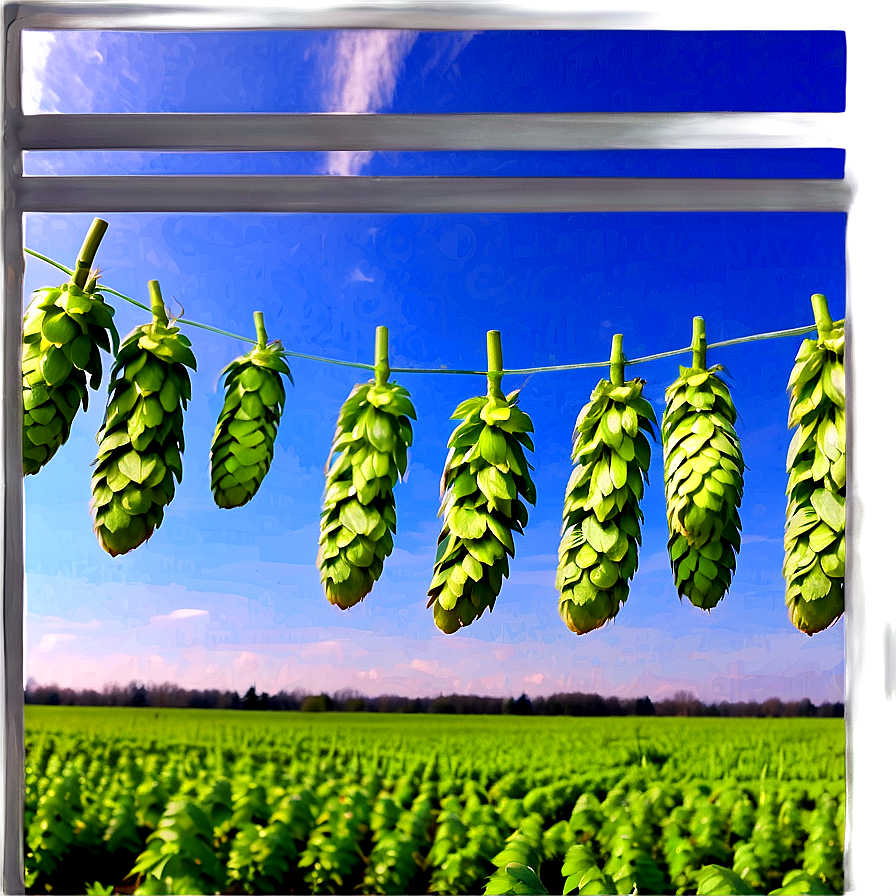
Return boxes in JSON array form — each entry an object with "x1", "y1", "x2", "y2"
[
  {"x1": 13, "y1": 175, "x2": 852, "y2": 213},
  {"x1": 17, "y1": 112, "x2": 845, "y2": 151},
  {"x1": 0, "y1": 0, "x2": 860, "y2": 31},
  {"x1": 1, "y1": 4, "x2": 857, "y2": 896}
]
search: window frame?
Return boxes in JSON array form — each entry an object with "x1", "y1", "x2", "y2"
[{"x1": 2, "y1": 5, "x2": 879, "y2": 894}]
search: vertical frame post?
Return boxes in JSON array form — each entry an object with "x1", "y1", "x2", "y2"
[
  {"x1": 2, "y1": 6, "x2": 26, "y2": 894},
  {"x1": 841, "y1": 3, "x2": 896, "y2": 894}
]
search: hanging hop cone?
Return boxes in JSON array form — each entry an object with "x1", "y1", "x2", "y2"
[
  {"x1": 91, "y1": 284, "x2": 196, "y2": 556},
  {"x1": 22, "y1": 221, "x2": 118, "y2": 475},
  {"x1": 557, "y1": 378, "x2": 656, "y2": 634},
  {"x1": 428, "y1": 388, "x2": 536, "y2": 633},
  {"x1": 210, "y1": 326, "x2": 291, "y2": 509},
  {"x1": 662, "y1": 365, "x2": 744, "y2": 609},
  {"x1": 783, "y1": 310, "x2": 845, "y2": 635},
  {"x1": 317, "y1": 380, "x2": 416, "y2": 608}
]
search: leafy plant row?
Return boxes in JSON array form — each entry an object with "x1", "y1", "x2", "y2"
[
  {"x1": 25, "y1": 727, "x2": 845, "y2": 895},
  {"x1": 22, "y1": 220, "x2": 845, "y2": 636}
]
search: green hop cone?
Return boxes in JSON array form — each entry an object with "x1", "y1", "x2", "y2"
[
  {"x1": 211, "y1": 312, "x2": 292, "y2": 509},
  {"x1": 428, "y1": 331, "x2": 536, "y2": 634},
  {"x1": 91, "y1": 281, "x2": 196, "y2": 556},
  {"x1": 663, "y1": 318, "x2": 744, "y2": 610},
  {"x1": 557, "y1": 340, "x2": 657, "y2": 634},
  {"x1": 22, "y1": 218, "x2": 119, "y2": 475},
  {"x1": 783, "y1": 295, "x2": 845, "y2": 635},
  {"x1": 318, "y1": 327, "x2": 416, "y2": 609}
]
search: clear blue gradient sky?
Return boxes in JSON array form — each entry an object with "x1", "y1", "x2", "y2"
[{"x1": 22, "y1": 30, "x2": 846, "y2": 702}]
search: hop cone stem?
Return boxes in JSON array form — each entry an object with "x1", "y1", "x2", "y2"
[
  {"x1": 783, "y1": 295, "x2": 845, "y2": 635},
  {"x1": 210, "y1": 313, "x2": 291, "y2": 509},
  {"x1": 557, "y1": 367, "x2": 656, "y2": 635},
  {"x1": 91, "y1": 281, "x2": 196, "y2": 556},
  {"x1": 662, "y1": 325, "x2": 744, "y2": 609},
  {"x1": 22, "y1": 218, "x2": 119, "y2": 475},
  {"x1": 318, "y1": 353, "x2": 416, "y2": 609},
  {"x1": 428, "y1": 340, "x2": 536, "y2": 633}
]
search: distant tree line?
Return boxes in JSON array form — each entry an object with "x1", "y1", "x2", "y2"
[{"x1": 24, "y1": 680, "x2": 844, "y2": 718}]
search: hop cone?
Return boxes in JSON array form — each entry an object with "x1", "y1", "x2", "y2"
[
  {"x1": 91, "y1": 288, "x2": 196, "y2": 556},
  {"x1": 557, "y1": 378, "x2": 656, "y2": 634},
  {"x1": 22, "y1": 280, "x2": 118, "y2": 476},
  {"x1": 317, "y1": 379, "x2": 416, "y2": 608},
  {"x1": 783, "y1": 312, "x2": 845, "y2": 635},
  {"x1": 211, "y1": 335, "x2": 291, "y2": 509},
  {"x1": 663, "y1": 365, "x2": 744, "y2": 609},
  {"x1": 428, "y1": 387, "x2": 536, "y2": 633}
]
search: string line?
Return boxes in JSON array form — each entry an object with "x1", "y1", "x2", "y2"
[{"x1": 25, "y1": 247, "x2": 822, "y2": 376}]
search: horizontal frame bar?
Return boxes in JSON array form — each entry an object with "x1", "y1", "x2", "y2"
[
  {"x1": 14, "y1": 175, "x2": 852, "y2": 213},
  {"x1": 15, "y1": 112, "x2": 847, "y2": 152},
  {"x1": 1, "y1": 0, "x2": 856, "y2": 31}
]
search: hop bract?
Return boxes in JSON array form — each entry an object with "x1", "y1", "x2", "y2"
[
  {"x1": 557, "y1": 378, "x2": 656, "y2": 634},
  {"x1": 22, "y1": 282, "x2": 119, "y2": 476},
  {"x1": 91, "y1": 286, "x2": 196, "y2": 556},
  {"x1": 317, "y1": 380, "x2": 416, "y2": 609},
  {"x1": 783, "y1": 313, "x2": 845, "y2": 635},
  {"x1": 211, "y1": 339, "x2": 291, "y2": 509},
  {"x1": 428, "y1": 388, "x2": 536, "y2": 633},
  {"x1": 663, "y1": 365, "x2": 744, "y2": 609}
]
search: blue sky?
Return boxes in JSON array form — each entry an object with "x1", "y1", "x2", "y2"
[{"x1": 21, "y1": 30, "x2": 846, "y2": 702}]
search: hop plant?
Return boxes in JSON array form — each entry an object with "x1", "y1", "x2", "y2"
[
  {"x1": 22, "y1": 218, "x2": 119, "y2": 475},
  {"x1": 428, "y1": 331, "x2": 536, "y2": 634},
  {"x1": 318, "y1": 327, "x2": 416, "y2": 609},
  {"x1": 91, "y1": 281, "x2": 196, "y2": 556},
  {"x1": 663, "y1": 318, "x2": 744, "y2": 609},
  {"x1": 783, "y1": 295, "x2": 845, "y2": 635},
  {"x1": 557, "y1": 336, "x2": 656, "y2": 634},
  {"x1": 211, "y1": 312, "x2": 291, "y2": 509}
]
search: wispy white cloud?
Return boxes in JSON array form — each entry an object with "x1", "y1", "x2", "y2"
[
  {"x1": 21, "y1": 32, "x2": 57, "y2": 114},
  {"x1": 37, "y1": 633, "x2": 76, "y2": 653},
  {"x1": 149, "y1": 608, "x2": 210, "y2": 624},
  {"x1": 320, "y1": 31, "x2": 418, "y2": 176}
]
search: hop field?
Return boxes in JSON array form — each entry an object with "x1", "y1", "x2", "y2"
[{"x1": 24, "y1": 708, "x2": 844, "y2": 896}]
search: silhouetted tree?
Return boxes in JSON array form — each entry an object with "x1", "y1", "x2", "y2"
[
  {"x1": 242, "y1": 686, "x2": 260, "y2": 711},
  {"x1": 301, "y1": 694, "x2": 334, "y2": 712}
]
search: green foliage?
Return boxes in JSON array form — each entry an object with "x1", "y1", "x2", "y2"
[
  {"x1": 429, "y1": 387, "x2": 536, "y2": 632},
  {"x1": 694, "y1": 864, "x2": 760, "y2": 895},
  {"x1": 783, "y1": 317, "x2": 846, "y2": 634},
  {"x1": 22, "y1": 278, "x2": 119, "y2": 476},
  {"x1": 23, "y1": 709, "x2": 845, "y2": 896},
  {"x1": 299, "y1": 783, "x2": 373, "y2": 893},
  {"x1": 485, "y1": 815, "x2": 549, "y2": 895},
  {"x1": 91, "y1": 293, "x2": 195, "y2": 556},
  {"x1": 362, "y1": 791, "x2": 433, "y2": 894},
  {"x1": 799, "y1": 794, "x2": 843, "y2": 892},
  {"x1": 130, "y1": 799, "x2": 225, "y2": 895},
  {"x1": 318, "y1": 379, "x2": 416, "y2": 608},
  {"x1": 662, "y1": 365, "x2": 744, "y2": 609},
  {"x1": 769, "y1": 869, "x2": 836, "y2": 895},
  {"x1": 84, "y1": 883, "x2": 114, "y2": 895},
  {"x1": 210, "y1": 337, "x2": 291, "y2": 508},
  {"x1": 557, "y1": 378, "x2": 656, "y2": 633},
  {"x1": 25, "y1": 771, "x2": 82, "y2": 889},
  {"x1": 561, "y1": 843, "x2": 615, "y2": 895}
]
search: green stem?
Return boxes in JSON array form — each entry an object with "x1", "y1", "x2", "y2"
[
  {"x1": 70, "y1": 218, "x2": 108, "y2": 290},
  {"x1": 148, "y1": 281, "x2": 167, "y2": 324},
  {"x1": 374, "y1": 326, "x2": 390, "y2": 387},
  {"x1": 487, "y1": 330, "x2": 503, "y2": 398},
  {"x1": 811, "y1": 293, "x2": 834, "y2": 339},
  {"x1": 691, "y1": 317, "x2": 707, "y2": 370},
  {"x1": 609, "y1": 333, "x2": 625, "y2": 386},
  {"x1": 254, "y1": 311, "x2": 268, "y2": 349}
]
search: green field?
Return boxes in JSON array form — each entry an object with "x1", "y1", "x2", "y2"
[{"x1": 24, "y1": 707, "x2": 845, "y2": 895}]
